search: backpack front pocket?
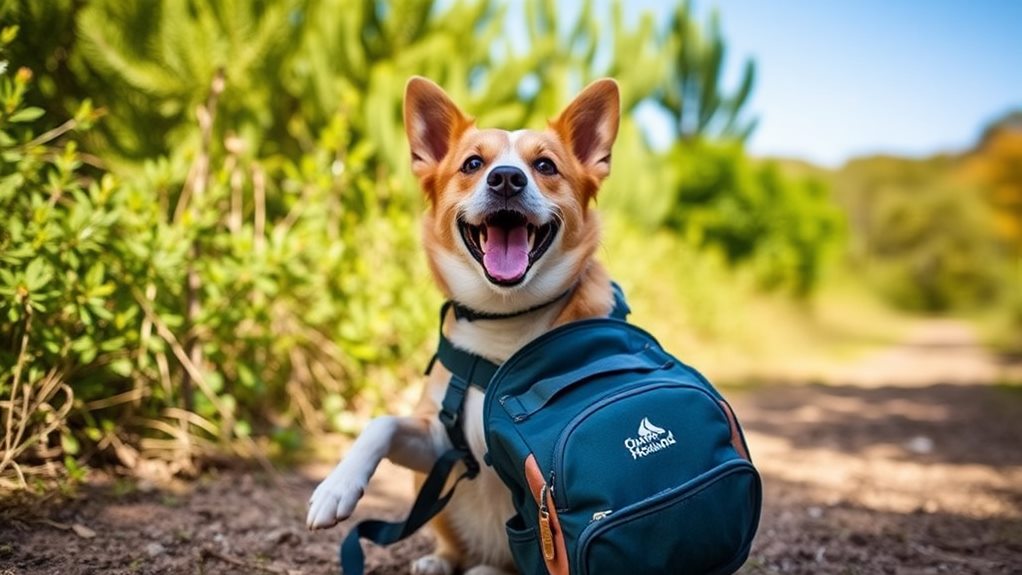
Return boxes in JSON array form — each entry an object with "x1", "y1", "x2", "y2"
[
  {"x1": 550, "y1": 382, "x2": 741, "y2": 513},
  {"x1": 576, "y1": 460, "x2": 760, "y2": 575}
]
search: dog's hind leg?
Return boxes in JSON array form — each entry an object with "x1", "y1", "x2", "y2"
[
  {"x1": 410, "y1": 554, "x2": 456, "y2": 575},
  {"x1": 408, "y1": 473, "x2": 466, "y2": 574},
  {"x1": 463, "y1": 566, "x2": 516, "y2": 575}
]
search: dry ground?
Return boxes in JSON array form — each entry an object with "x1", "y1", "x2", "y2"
[{"x1": 2, "y1": 320, "x2": 1021, "y2": 574}]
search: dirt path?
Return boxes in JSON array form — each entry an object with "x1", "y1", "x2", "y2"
[
  {"x1": 2, "y1": 320, "x2": 1021, "y2": 574},
  {"x1": 735, "y1": 320, "x2": 1022, "y2": 574}
]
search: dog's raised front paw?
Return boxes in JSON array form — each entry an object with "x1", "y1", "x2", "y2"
[
  {"x1": 410, "y1": 554, "x2": 455, "y2": 575},
  {"x1": 306, "y1": 470, "x2": 366, "y2": 530}
]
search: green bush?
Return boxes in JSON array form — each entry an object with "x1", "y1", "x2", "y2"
[
  {"x1": 0, "y1": 1, "x2": 846, "y2": 485},
  {"x1": 0, "y1": 19, "x2": 440, "y2": 482},
  {"x1": 835, "y1": 155, "x2": 1007, "y2": 312},
  {"x1": 0, "y1": 48, "x2": 114, "y2": 485},
  {"x1": 656, "y1": 140, "x2": 842, "y2": 295}
]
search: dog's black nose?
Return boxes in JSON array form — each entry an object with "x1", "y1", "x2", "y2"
[{"x1": 486, "y1": 166, "x2": 528, "y2": 198}]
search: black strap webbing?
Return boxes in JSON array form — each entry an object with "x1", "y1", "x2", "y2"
[
  {"x1": 339, "y1": 448, "x2": 472, "y2": 575},
  {"x1": 449, "y1": 286, "x2": 573, "y2": 322},
  {"x1": 609, "y1": 281, "x2": 630, "y2": 320},
  {"x1": 430, "y1": 301, "x2": 496, "y2": 476}
]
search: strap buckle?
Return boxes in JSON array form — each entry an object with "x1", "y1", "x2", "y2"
[
  {"x1": 462, "y1": 451, "x2": 480, "y2": 478},
  {"x1": 438, "y1": 408, "x2": 457, "y2": 428}
]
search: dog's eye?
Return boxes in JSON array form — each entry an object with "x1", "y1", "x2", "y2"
[
  {"x1": 533, "y1": 157, "x2": 558, "y2": 176},
  {"x1": 461, "y1": 155, "x2": 484, "y2": 174}
]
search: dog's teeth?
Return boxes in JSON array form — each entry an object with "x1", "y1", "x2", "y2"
[{"x1": 479, "y1": 226, "x2": 487, "y2": 242}]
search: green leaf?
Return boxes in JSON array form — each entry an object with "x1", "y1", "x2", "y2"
[
  {"x1": 8, "y1": 107, "x2": 45, "y2": 123},
  {"x1": 233, "y1": 420, "x2": 252, "y2": 439},
  {"x1": 61, "y1": 434, "x2": 80, "y2": 456},
  {"x1": 24, "y1": 257, "x2": 52, "y2": 291},
  {"x1": 99, "y1": 336, "x2": 125, "y2": 352},
  {"x1": 109, "y1": 358, "x2": 133, "y2": 377},
  {"x1": 1, "y1": 25, "x2": 19, "y2": 45}
]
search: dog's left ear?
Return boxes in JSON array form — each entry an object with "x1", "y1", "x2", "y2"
[
  {"x1": 404, "y1": 76, "x2": 471, "y2": 180},
  {"x1": 551, "y1": 79, "x2": 620, "y2": 181}
]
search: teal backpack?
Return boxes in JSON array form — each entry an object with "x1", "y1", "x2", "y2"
[{"x1": 341, "y1": 284, "x2": 761, "y2": 574}]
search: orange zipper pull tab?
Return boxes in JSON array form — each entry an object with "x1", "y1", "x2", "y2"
[{"x1": 538, "y1": 484, "x2": 555, "y2": 560}]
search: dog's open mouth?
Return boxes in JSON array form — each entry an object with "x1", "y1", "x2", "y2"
[{"x1": 458, "y1": 210, "x2": 559, "y2": 286}]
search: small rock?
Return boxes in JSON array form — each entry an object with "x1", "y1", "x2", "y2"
[
  {"x1": 807, "y1": 506, "x2": 824, "y2": 519},
  {"x1": 264, "y1": 527, "x2": 300, "y2": 547},
  {"x1": 71, "y1": 524, "x2": 96, "y2": 539},
  {"x1": 905, "y1": 436, "x2": 935, "y2": 455},
  {"x1": 238, "y1": 474, "x2": 255, "y2": 495},
  {"x1": 145, "y1": 543, "x2": 166, "y2": 557}
]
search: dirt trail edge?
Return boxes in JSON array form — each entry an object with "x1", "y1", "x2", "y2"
[{"x1": 2, "y1": 320, "x2": 1020, "y2": 574}]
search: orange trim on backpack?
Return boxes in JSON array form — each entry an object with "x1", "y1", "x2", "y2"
[
  {"x1": 524, "y1": 454, "x2": 569, "y2": 575},
  {"x1": 718, "y1": 400, "x2": 750, "y2": 461}
]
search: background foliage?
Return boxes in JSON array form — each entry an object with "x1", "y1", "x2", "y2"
[{"x1": 0, "y1": 0, "x2": 1016, "y2": 488}]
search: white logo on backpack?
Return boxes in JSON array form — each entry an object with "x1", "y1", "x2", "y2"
[{"x1": 624, "y1": 417, "x2": 676, "y2": 459}]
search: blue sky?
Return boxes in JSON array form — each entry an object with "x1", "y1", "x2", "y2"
[
  {"x1": 504, "y1": 0, "x2": 1022, "y2": 167},
  {"x1": 669, "y1": 1, "x2": 1022, "y2": 166}
]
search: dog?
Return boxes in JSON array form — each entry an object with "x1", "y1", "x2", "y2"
[{"x1": 307, "y1": 76, "x2": 620, "y2": 575}]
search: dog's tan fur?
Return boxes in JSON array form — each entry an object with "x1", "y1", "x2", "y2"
[{"x1": 308, "y1": 77, "x2": 620, "y2": 574}]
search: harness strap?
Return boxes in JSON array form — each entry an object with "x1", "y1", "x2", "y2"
[
  {"x1": 449, "y1": 287, "x2": 573, "y2": 322},
  {"x1": 433, "y1": 313, "x2": 501, "y2": 386},
  {"x1": 429, "y1": 301, "x2": 497, "y2": 476},
  {"x1": 438, "y1": 374, "x2": 480, "y2": 477},
  {"x1": 339, "y1": 449, "x2": 473, "y2": 575},
  {"x1": 609, "y1": 281, "x2": 630, "y2": 320}
]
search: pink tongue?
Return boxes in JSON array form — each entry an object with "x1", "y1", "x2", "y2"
[{"x1": 482, "y1": 225, "x2": 529, "y2": 282}]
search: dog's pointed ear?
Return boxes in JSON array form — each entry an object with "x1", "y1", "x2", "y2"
[
  {"x1": 551, "y1": 79, "x2": 620, "y2": 181},
  {"x1": 404, "y1": 77, "x2": 471, "y2": 179}
]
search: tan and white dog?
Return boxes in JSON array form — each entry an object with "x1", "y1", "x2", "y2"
[{"x1": 307, "y1": 76, "x2": 621, "y2": 574}]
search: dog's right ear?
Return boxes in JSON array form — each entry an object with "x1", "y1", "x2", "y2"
[{"x1": 404, "y1": 77, "x2": 471, "y2": 180}]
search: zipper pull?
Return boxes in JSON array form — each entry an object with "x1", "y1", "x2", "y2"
[{"x1": 538, "y1": 483, "x2": 555, "y2": 561}]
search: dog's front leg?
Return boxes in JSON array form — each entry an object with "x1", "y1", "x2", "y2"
[{"x1": 307, "y1": 415, "x2": 441, "y2": 529}]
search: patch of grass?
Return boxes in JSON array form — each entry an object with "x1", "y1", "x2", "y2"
[
  {"x1": 112, "y1": 478, "x2": 136, "y2": 497},
  {"x1": 996, "y1": 380, "x2": 1022, "y2": 395}
]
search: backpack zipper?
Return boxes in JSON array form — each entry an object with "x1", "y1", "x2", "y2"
[{"x1": 538, "y1": 482, "x2": 555, "y2": 560}]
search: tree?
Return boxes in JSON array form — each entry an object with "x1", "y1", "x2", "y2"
[
  {"x1": 961, "y1": 111, "x2": 1022, "y2": 254},
  {"x1": 657, "y1": 1, "x2": 757, "y2": 142}
]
